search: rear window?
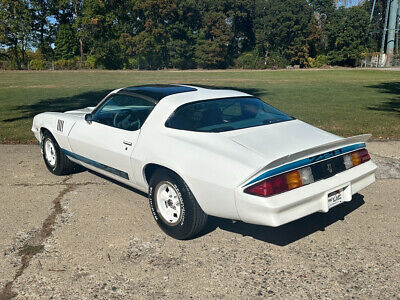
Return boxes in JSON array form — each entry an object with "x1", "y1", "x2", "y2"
[{"x1": 165, "y1": 97, "x2": 294, "y2": 132}]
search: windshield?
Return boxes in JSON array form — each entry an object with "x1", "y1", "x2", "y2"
[{"x1": 165, "y1": 97, "x2": 294, "y2": 132}]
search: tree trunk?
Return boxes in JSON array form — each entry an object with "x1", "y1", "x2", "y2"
[{"x1": 75, "y1": 0, "x2": 84, "y2": 61}]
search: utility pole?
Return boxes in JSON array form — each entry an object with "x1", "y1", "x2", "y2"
[
  {"x1": 380, "y1": 0, "x2": 391, "y2": 67},
  {"x1": 370, "y1": 0, "x2": 377, "y2": 22},
  {"x1": 396, "y1": 7, "x2": 400, "y2": 54},
  {"x1": 386, "y1": 0, "x2": 399, "y2": 65}
]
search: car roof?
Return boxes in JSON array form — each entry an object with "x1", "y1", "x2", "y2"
[
  {"x1": 119, "y1": 84, "x2": 197, "y2": 101},
  {"x1": 116, "y1": 84, "x2": 251, "y2": 105}
]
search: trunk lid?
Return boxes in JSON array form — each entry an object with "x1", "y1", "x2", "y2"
[
  {"x1": 226, "y1": 120, "x2": 371, "y2": 187},
  {"x1": 229, "y1": 120, "x2": 341, "y2": 163}
]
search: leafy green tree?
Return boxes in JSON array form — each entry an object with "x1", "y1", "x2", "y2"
[
  {"x1": 363, "y1": 0, "x2": 387, "y2": 52},
  {"x1": 309, "y1": 0, "x2": 335, "y2": 17},
  {"x1": 0, "y1": 0, "x2": 32, "y2": 69},
  {"x1": 30, "y1": 0, "x2": 55, "y2": 60},
  {"x1": 74, "y1": 0, "x2": 126, "y2": 68},
  {"x1": 124, "y1": 0, "x2": 201, "y2": 69},
  {"x1": 326, "y1": 6, "x2": 372, "y2": 65},
  {"x1": 195, "y1": 10, "x2": 233, "y2": 68},
  {"x1": 54, "y1": 23, "x2": 78, "y2": 59},
  {"x1": 130, "y1": 31, "x2": 161, "y2": 69},
  {"x1": 0, "y1": 0, "x2": 385, "y2": 70},
  {"x1": 53, "y1": 0, "x2": 84, "y2": 60},
  {"x1": 254, "y1": 0, "x2": 313, "y2": 66},
  {"x1": 167, "y1": 23, "x2": 196, "y2": 69},
  {"x1": 307, "y1": 0, "x2": 335, "y2": 58}
]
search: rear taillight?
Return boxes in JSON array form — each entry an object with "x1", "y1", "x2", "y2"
[
  {"x1": 245, "y1": 148, "x2": 371, "y2": 197},
  {"x1": 344, "y1": 148, "x2": 370, "y2": 169},
  {"x1": 244, "y1": 166, "x2": 314, "y2": 197}
]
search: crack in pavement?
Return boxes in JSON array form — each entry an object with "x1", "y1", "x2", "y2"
[{"x1": 0, "y1": 176, "x2": 103, "y2": 300}]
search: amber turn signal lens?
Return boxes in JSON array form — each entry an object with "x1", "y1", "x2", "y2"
[
  {"x1": 285, "y1": 170, "x2": 302, "y2": 190},
  {"x1": 351, "y1": 152, "x2": 362, "y2": 166}
]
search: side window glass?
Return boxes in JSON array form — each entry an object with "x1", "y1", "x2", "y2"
[{"x1": 93, "y1": 94, "x2": 155, "y2": 131}]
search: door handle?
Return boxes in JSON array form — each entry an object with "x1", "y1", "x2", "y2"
[{"x1": 123, "y1": 141, "x2": 132, "y2": 146}]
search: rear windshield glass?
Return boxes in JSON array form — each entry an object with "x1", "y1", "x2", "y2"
[{"x1": 165, "y1": 97, "x2": 294, "y2": 132}]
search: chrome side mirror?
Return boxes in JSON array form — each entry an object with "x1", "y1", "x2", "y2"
[{"x1": 85, "y1": 113, "x2": 93, "y2": 124}]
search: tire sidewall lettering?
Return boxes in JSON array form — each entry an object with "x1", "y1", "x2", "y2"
[
  {"x1": 172, "y1": 183, "x2": 185, "y2": 226},
  {"x1": 148, "y1": 186, "x2": 159, "y2": 221},
  {"x1": 150, "y1": 179, "x2": 185, "y2": 227}
]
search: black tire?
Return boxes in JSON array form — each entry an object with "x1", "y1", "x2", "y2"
[
  {"x1": 42, "y1": 131, "x2": 76, "y2": 175},
  {"x1": 149, "y1": 169, "x2": 208, "y2": 240}
]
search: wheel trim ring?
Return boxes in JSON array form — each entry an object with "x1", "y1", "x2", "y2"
[
  {"x1": 44, "y1": 139, "x2": 57, "y2": 167},
  {"x1": 155, "y1": 181, "x2": 183, "y2": 226}
]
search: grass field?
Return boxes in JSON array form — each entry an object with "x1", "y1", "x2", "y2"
[{"x1": 0, "y1": 69, "x2": 399, "y2": 143}]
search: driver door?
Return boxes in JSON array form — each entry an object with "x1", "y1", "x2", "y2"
[{"x1": 68, "y1": 93, "x2": 155, "y2": 184}]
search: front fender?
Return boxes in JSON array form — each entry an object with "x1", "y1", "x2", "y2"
[{"x1": 32, "y1": 112, "x2": 80, "y2": 151}]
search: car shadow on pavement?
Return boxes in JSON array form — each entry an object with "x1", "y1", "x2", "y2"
[
  {"x1": 87, "y1": 170, "x2": 148, "y2": 198},
  {"x1": 86, "y1": 168, "x2": 364, "y2": 245},
  {"x1": 204, "y1": 194, "x2": 365, "y2": 246}
]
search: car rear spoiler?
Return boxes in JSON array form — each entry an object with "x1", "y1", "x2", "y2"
[{"x1": 240, "y1": 134, "x2": 371, "y2": 188}]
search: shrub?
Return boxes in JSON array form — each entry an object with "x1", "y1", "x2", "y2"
[
  {"x1": 307, "y1": 55, "x2": 328, "y2": 68},
  {"x1": 234, "y1": 52, "x2": 264, "y2": 69},
  {"x1": 29, "y1": 59, "x2": 46, "y2": 70},
  {"x1": 264, "y1": 52, "x2": 289, "y2": 69},
  {"x1": 53, "y1": 57, "x2": 79, "y2": 70},
  {"x1": 85, "y1": 55, "x2": 97, "y2": 69}
]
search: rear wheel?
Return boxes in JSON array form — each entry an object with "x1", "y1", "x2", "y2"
[
  {"x1": 42, "y1": 131, "x2": 76, "y2": 175},
  {"x1": 149, "y1": 169, "x2": 208, "y2": 240}
]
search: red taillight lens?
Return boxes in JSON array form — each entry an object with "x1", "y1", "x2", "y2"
[
  {"x1": 345, "y1": 148, "x2": 370, "y2": 169},
  {"x1": 359, "y1": 148, "x2": 371, "y2": 162},
  {"x1": 244, "y1": 174, "x2": 288, "y2": 197},
  {"x1": 244, "y1": 167, "x2": 313, "y2": 197}
]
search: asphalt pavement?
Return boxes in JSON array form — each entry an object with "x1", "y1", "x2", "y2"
[{"x1": 0, "y1": 142, "x2": 399, "y2": 299}]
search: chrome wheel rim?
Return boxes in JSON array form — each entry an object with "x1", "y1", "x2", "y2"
[
  {"x1": 44, "y1": 139, "x2": 56, "y2": 167},
  {"x1": 155, "y1": 181, "x2": 182, "y2": 225}
]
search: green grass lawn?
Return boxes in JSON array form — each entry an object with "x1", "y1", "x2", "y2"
[{"x1": 0, "y1": 69, "x2": 399, "y2": 143}]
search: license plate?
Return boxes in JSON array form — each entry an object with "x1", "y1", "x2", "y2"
[{"x1": 327, "y1": 187, "x2": 346, "y2": 209}]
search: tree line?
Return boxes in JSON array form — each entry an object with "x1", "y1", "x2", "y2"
[{"x1": 0, "y1": 0, "x2": 387, "y2": 70}]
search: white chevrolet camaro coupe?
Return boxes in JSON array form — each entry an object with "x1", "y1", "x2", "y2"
[{"x1": 32, "y1": 84, "x2": 377, "y2": 239}]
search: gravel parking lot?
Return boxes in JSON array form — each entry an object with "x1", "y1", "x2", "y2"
[{"x1": 0, "y1": 142, "x2": 399, "y2": 299}]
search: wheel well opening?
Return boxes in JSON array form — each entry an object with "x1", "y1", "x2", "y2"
[
  {"x1": 144, "y1": 164, "x2": 175, "y2": 185},
  {"x1": 40, "y1": 127, "x2": 52, "y2": 139}
]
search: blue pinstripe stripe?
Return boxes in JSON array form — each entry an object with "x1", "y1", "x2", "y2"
[
  {"x1": 62, "y1": 148, "x2": 129, "y2": 180},
  {"x1": 244, "y1": 143, "x2": 366, "y2": 187}
]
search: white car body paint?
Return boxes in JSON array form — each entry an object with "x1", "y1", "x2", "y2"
[{"x1": 32, "y1": 85, "x2": 377, "y2": 226}]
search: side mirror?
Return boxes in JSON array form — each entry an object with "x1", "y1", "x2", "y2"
[{"x1": 85, "y1": 113, "x2": 93, "y2": 124}]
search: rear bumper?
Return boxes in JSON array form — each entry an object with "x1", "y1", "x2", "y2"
[{"x1": 235, "y1": 160, "x2": 377, "y2": 227}]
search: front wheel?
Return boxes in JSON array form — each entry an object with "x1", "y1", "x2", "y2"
[
  {"x1": 149, "y1": 169, "x2": 208, "y2": 240},
  {"x1": 42, "y1": 131, "x2": 76, "y2": 175}
]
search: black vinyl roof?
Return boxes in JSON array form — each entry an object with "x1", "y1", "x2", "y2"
[{"x1": 120, "y1": 84, "x2": 197, "y2": 101}]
